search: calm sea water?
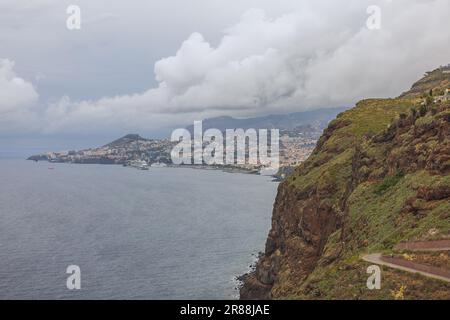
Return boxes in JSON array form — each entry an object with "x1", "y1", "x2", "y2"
[{"x1": 0, "y1": 160, "x2": 278, "y2": 299}]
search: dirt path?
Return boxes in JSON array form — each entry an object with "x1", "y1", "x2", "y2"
[
  {"x1": 362, "y1": 241, "x2": 450, "y2": 283},
  {"x1": 362, "y1": 253, "x2": 450, "y2": 283},
  {"x1": 394, "y1": 240, "x2": 450, "y2": 252}
]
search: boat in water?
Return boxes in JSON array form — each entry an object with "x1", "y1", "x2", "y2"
[
  {"x1": 127, "y1": 160, "x2": 149, "y2": 170},
  {"x1": 150, "y1": 162, "x2": 167, "y2": 168}
]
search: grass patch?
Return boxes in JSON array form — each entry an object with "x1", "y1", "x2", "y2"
[{"x1": 374, "y1": 171, "x2": 405, "y2": 196}]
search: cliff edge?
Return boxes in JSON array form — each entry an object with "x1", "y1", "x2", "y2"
[{"x1": 241, "y1": 67, "x2": 450, "y2": 300}]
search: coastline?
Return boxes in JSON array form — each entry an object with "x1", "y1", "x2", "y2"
[{"x1": 27, "y1": 158, "x2": 265, "y2": 176}]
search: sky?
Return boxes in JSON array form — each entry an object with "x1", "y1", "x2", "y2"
[{"x1": 1, "y1": 0, "x2": 450, "y2": 154}]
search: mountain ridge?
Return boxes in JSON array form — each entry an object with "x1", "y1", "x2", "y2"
[{"x1": 186, "y1": 107, "x2": 347, "y2": 133}]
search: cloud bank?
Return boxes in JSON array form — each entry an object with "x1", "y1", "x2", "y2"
[
  {"x1": 1, "y1": 0, "x2": 450, "y2": 135},
  {"x1": 0, "y1": 59, "x2": 39, "y2": 133}
]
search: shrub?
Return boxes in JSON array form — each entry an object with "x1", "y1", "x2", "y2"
[
  {"x1": 419, "y1": 104, "x2": 427, "y2": 117},
  {"x1": 374, "y1": 171, "x2": 405, "y2": 196}
]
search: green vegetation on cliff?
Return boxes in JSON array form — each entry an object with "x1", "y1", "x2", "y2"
[{"x1": 241, "y1": 67, "x2": 450, "y2": 300}]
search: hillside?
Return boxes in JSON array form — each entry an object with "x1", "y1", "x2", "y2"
[
  {"x1": 28, "y1": 135, "x2": 175, "y2": 165},
  {"x1": 186, "y1": 108, "x2": 346, "y2": 134},
  {"x1": 104, "y1": 134, "x2": 147, "y2": 148},
  {"x1": 28, "y1": 108, "x2": 343, "y2": 168},
  {"x1": 241, "y1": 67, "x2": 450, "y2": 300}
]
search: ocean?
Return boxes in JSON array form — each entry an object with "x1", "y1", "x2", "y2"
[{"x1": 0, "y1": 159, "x2": 278, "y2": 299}]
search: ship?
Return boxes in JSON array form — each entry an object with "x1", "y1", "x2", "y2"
[
  {"x1": 127, "y1": 160, "x2": 149, "y2": 170},
  {"x1": 150, "y1": 162, "x2": 167, "y2": 168}
]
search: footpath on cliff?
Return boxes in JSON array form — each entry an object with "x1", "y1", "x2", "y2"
[{"x1": 362, "y1": 240, "x2": 450, "y2": 283}]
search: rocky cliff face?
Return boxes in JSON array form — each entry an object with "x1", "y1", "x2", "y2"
[{"x1": 241, "y1": 68, "x2": 450, "y2": 300}]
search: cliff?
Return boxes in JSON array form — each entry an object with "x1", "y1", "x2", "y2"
[{"x1": 241, "y1": 67, "x2": 450, "y2": 300}]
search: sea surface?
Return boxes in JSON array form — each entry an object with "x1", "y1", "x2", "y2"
[{"x1": 0, "y1": 159, "x2": 278, "y2": 299}]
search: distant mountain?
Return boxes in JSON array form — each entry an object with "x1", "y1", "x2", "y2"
[
  {"x1": 28, "y1": 134, "x2": 174, "y2": 165},
  {"x1": 27, "y1": 108, "x2": 345, "y2": 167},
  {"x1": 104, "y1": 134, "x2": 148, "y2": 148},
  {"x1": 186, "y1": 107, "x2": 347, "y2": 134}
]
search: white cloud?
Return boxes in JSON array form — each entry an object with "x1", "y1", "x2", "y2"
[
  {"x1": 0, "y1": 59, "x2": 40, "y2": 134},
  {"x1": 0, "y1": 59, "x2": 38, "y2": 114},
  {"x1": 0, "y1": 59, "x2": 40, "y2": 133},
  {"x1": 151, "y1": 1, "x2": 450, "y2": 112},
  {"x1": 2, "y1": 0, "x2": 450, "y2": 135}
]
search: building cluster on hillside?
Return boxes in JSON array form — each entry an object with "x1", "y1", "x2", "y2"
[
  {"x1": 434, "y1": 89, "x2": 450, "y2": 103},
  {"x1": 32, "y1": 129, "x2": 322, "y2": 171},
  {"x1": 45, "y1": 139, "x2": 174, "y2": 165},
  {"x1": 441, "y1": 64, "x2": 450, "y2": 74},
  {"x1": 279, "y1": 134, "x2": 317, "y2": 166}
]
